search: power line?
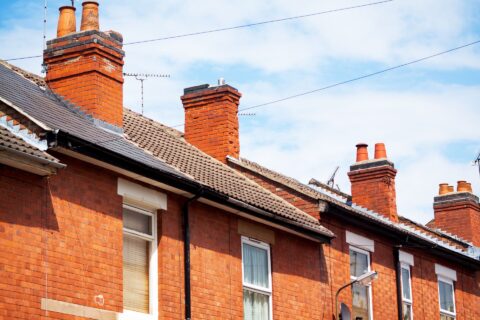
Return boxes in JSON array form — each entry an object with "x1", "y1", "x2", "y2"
[
  {"x1": 168, "y1": 39, "x2": 480, "y2": 128},
  {"x1": 2, "y1": 0, "x2": 393, "y2": 61},
  {"x1": 239, "y1": 39, "x2": 480, "y2": 112},
  {"x1": 124, "y1": 0, "x2": 393, "y2": 45}
]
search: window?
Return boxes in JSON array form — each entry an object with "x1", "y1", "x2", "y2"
[
  {"x1": 350, "y1": 247, "x2": 372, "y2": 320},
  {"x1": 400, "y1": 264, "x2": 413, "y2": 320},
  {"x1": 122, "y1": 204, "x2": 157, "y2": 319},
  {"x1": 242, "y1": 237, "x2": 272, "y2": 320},
  {"x1": 438, "y1": 278, "x2": 456, "y2": 320}
]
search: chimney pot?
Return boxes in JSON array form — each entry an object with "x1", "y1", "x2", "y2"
[
  {"x1": 80, "y1": 1, "x2": 100, "y2": 32},
  {"x1": 57, "y1": 6, "x2": 76, "y2": 37},
  {"x1": 439, "y1": 183, "x2": 449, "y2": 195},
  {"x1": 466, "y1": 182, "x2": 473, "y2": 193},
  {"x1": 457, "y1": 180, "x2": 469, "y2": 192},
  {"x1": 355, "y1": 143, "x2": 369, "y2": 162},
  {"x1": 448, "y1": 185, "x2": 454, "y2": 193},
  {"x1": 218, "y1": 78, "x2": 225, "y2": 86},
  {"x1": 374, "y1": 142, "x2": 387, "y2": 159}
]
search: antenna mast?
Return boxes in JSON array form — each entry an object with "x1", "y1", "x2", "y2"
[
  {"x1": 327, "y1": 166, "x2": 339, "y2": 188},
  {"x1": 123, "y1": 73, "x2": 170, "y2": 115},
  {"x1": 475, "y1": 152, "x2": 480, "y2": 177},
  {"x1": 43, "y1": 0, "x2": 48, "y2": 50}
]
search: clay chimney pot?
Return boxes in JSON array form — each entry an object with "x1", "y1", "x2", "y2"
[
  {"x1": 80, "y1": 1, "x2": 100, "y2": 31},
  {"x1": 448, "y1": 185, "x2": 454, "y2": 193},
  {"x1": 466, "y1": 182, "x2": 473, "y2": 193},
  {"x1": 457, "y1": 180, "x2": 469, "y2": 192},
  {"x1": 374, "y1": 142, "x2": 387, "y2": 159},
  {"x1": 439, "y1": 183, "x2": 449, "y2": 195},
  {"x1": 57, "y1": 6, "x2": 76, "y2": 37},
  {"x1": 355, "y1": 143, "x2": 369, "y2": 162}
]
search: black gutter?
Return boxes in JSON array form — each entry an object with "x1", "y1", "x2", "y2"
[
  {"x1": 394, "y1": 247, "x2": 403, "y2": 320},
  {"x1": 183, "y1": 189, "x2": 203, "y2": 320},
  {"x1": 50, "y1": 131, "x2": 334, "y2": 243}
]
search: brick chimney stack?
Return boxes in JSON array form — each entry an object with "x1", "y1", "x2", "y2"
[
  {"x1": 432, "y1": 181, "x2": 480, "y2": 246},
  {"x1": 348, "y1": 143, "x2": 399, "y2": 222},
  {"x1": 43, "y1": 1, "x2": 125, "y2": 128},
  {"x1": 181, "y1": 82, "x2": 242, "y2": 163}
]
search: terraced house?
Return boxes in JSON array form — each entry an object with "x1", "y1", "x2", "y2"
[{"x1": 0, "y1": 2, "x2": 479, "y2": 320}]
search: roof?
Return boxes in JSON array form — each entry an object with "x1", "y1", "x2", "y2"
[
  {"x1": 123, "y1": 109, "x2": 333, "y2": 238},
  {"x1": 0, "y1": 61, "x2": 190, "y2": 181},
  {"x1": 229, "y1": 157, "x2": 480, "y2": 261},
  {"x1": 0, "y1": 125, "x2": 59, "y2": 164},
  {"x1": 0, "y1": 61, "x2": 333, "y2": 240}
]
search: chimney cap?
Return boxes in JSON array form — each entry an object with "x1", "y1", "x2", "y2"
[{"x1": 184, "y1": 84, "x2": 210, "y2": 95}]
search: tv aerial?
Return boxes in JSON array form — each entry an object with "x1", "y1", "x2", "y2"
[{"x1": 123, "y1": 73, "x2": 170, "y2": 115}]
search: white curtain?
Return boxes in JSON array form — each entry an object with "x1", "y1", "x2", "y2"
[
  {"x1": 243, "y1": 290, "x2": 269, "y2": 320},
  {"x1": 243, "y1": 243, "x2": 268, "y2": 288}
]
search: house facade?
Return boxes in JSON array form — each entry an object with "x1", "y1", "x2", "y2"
[{"x1": 0, "y1": 2, "x2": 479, "y2": 320}]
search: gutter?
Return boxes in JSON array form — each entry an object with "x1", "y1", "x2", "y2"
[
  {"x1": 51, "y1": 130, "x2": 333, "y2": 242},
  {"x1": 183, "y1": 189, "x2": 204, "y2": 320}
]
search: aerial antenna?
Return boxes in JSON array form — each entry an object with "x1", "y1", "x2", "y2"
[
  {"x1": 474, "y1": 151, "x2": 480, "y2": 177},
  {"x1": 327, "y1": 166, "x2": 339, "y2": 188},
  {"x1": 123, "y1": 73, "x2": 170, "y2": 115},
  {"x1": 43, "y1": 0, "x2": 48, "y2": 50}
]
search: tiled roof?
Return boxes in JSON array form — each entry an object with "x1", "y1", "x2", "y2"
[
  {"x1": 0, "y1": 62, "x2": 333, "y2": 239},
  {"x1": 0, "y1": 62, "x2": 190, "y2": 181},
  {"x1": 0, "y1": 125, "x2": 59, "y2": 163},
  {"x1": 229, "y1": 157, "x2": 480, "y2": 260},
  {"x1": 123, "y1": 109, "x2": 333, "y2": 238}
]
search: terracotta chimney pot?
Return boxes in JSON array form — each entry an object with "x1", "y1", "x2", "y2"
[
  {"x1": 57, "y1": 6, "x2": 76, "y2": 37},
  {"x1": 466, "y1": 182, "x2": 473, "y2": 193},
  {"x1": 356, "y1": 143, "x2": 369, "y2": 162},
  {"x1": 80, "y1": 1, "x2": 100, "y2": 31},
  {"x1": 438, "y1": 183, "x2": 449, "y2": 195},
  {"x1": 457, "y1": 180, "x2": 469, "y2": 192},
  {"x1": 374, "y1": 143, "x2": 387, "y2": 159},
  {"x1": 448, "y1": 185, "x2": 454, "y2": 193}
]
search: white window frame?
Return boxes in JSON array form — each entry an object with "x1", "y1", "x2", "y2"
[
  {"x1": 438, "y1": 276, "x2": 456, "y2": 319},
  {"x1": 241, "y1": 236, "x2": 273, "y2": 320},
  {"x1": 120, "y1": 203, "x2": 158, "y2": 320},
  {"x1": 400, "y1": 263, "x2": 413, "y2": 319},
  {"x1": 349, "y1": 246, "x2": 374, "y2": 320}
]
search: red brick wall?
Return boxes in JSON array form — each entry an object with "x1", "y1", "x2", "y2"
[
  {"x1": 181, "y1": 86, "x2": 241, "y2": 163},
  {"x1": 0, "y1": 155, "x2": 123, "y2": 320},
  {"x1": 230, "y1": 165, "x2": 480, "y2": 319},
  {"x1": 44, "y1": 32, "x2": 124, "y2": 127}
]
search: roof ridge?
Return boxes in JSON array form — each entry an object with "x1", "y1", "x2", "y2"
[{"x1": 0, "y1": 60, "x2": 46, "y2": 88}]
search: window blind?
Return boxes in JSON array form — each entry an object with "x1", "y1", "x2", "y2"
[{"x1": 123, "y1": 235, "x2": 150, "y2": 313}]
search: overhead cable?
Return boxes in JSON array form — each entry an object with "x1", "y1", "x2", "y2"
[{"x1": 2, "y1": 0, "x2": 393, "y2": 61}]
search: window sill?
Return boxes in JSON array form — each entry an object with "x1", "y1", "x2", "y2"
[{"x1": 118, "y1": 310, "x2": 157, "y2": 320}]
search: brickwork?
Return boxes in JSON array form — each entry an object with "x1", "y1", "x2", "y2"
[
  {"x1": 44, "y1": 31, "x2": 124, "y2": 127},
  {"x1": 181, "y1": 85, "x2": 241, "y2": 163},
  {"x1": 348, "y1": 163, "x2": 399, "y2": 222},
  {"x1": 433, "y1": 197, "x2": 480, "y2": 247}
]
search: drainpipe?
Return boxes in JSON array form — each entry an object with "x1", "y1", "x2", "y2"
[
  {"x1": 394, "y1": 246, "x2": 403, "y2": 320},
  {"x1": 183, "y1": 188, "x2": 203, "y2": 320}
]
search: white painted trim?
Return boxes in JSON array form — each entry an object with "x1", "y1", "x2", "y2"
[
  {"x1": 118, "y1": 178, "x2": 167, "y2": 210},
  {"x1": 435, "y1": 264, "x2": 457, "y2": 282},
  {"x1": 41, "y1": 298, "x2": 119, "y2": 320},
  {"x1": 348, "y1": 246, "x2": 373, "y2": 320},
  {"x1": 120, "y1": 205, "x2": 158, "y2": 320},
  {"x1": 437, "y1": 277, "x2": 456, "y2": 318},
  {"x1": 399, "y1": 251, "x2": 414, "y2": 266},
  {"x1": 241, "y1": 236, "x2": 273, "y2": 320},
  {"x1": 346, "y1": 230, "x2": 374, "y2": 252}
]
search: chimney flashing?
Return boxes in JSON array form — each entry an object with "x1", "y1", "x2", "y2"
[
  {"x1": 349, "y1": 159, "x2": 394, "y2": 171},
  {"x1": 45, "y1": 30, "x2": 124, "y2": 55}
]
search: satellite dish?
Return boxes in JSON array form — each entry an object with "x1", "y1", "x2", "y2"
[{"x1": 340, "y1": 303, "x2": 351, "y2": 320}]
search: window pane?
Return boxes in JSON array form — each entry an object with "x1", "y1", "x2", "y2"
[
  {"x1": 124, "y1": 207, "x2": 152, "y2": 235},
  {"x1": 350, "y1": 249, "x2": 369, "y2": 277},
  {"x1": 243, "y1": 243, "x2": 269, "y2": 289},
  {"x1": 401, "y1": 267, "x2": 411, "y2": 300},
  {"x1": 402, "y1": 303, "x2": 412, "y2": 320},
  {"x1": 243, "y1": 289, "x2": 269, "y2": 320},
  {"x1": 440, "y1": 314, "x2": 455, "y2": 320},
  {"x1": 124, "y1": 235, "x2": 150, "y2": 313},
  {"x1": 439, "y1": 281, "x2": 455, "y2": 313},
  {"x1": 352, "y1": 283, "x2": 370, "y2": 320}
]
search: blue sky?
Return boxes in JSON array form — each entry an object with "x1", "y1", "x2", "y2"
[{"x1": 1, "y1": 0, "x2": 479, "y2": 223}]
